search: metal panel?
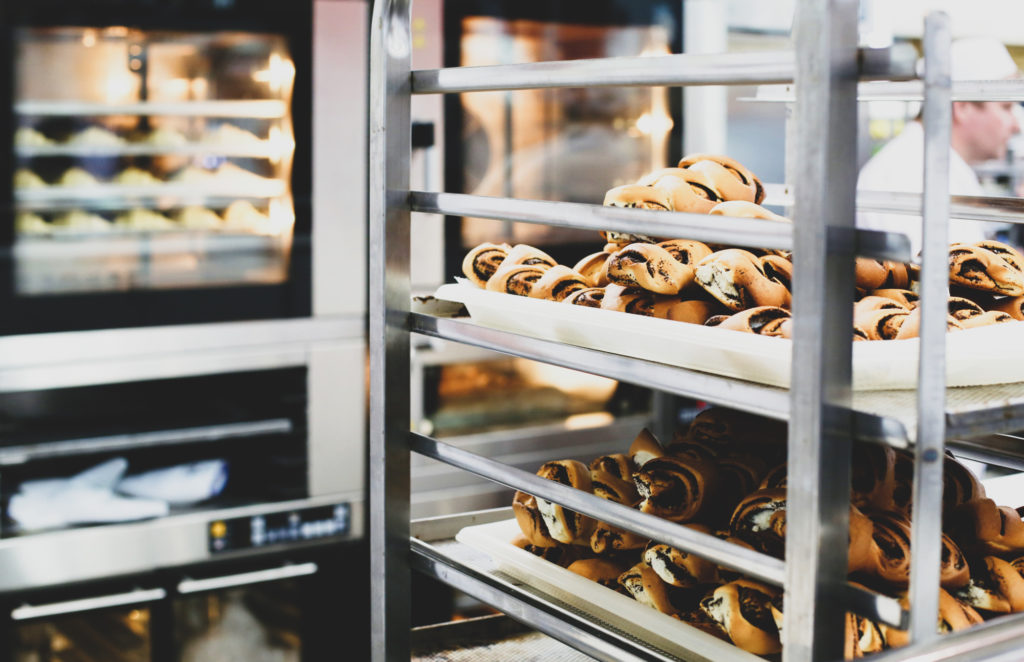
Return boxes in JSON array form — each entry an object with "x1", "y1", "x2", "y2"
[
  {"x1": 908, "y1": 13, "x2": 952, "y2": 646},
  {"x1": 368, "y1": 0, "x2": 412, "y2": 660},
  {"x1": 786, "y1": 2, "x2": 860, "y2": 661},
  {"x1": 308, "y1": 339, "x2": 367, "y2": 496}
]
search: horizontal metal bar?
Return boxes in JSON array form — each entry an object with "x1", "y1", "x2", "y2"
[
  {"x1": 411, "y1": 538, "x2": 677, "y2": 662},
  {"x1": 0, "y1": 418, "x2": 294, "y2": 466},
  {"x1": 947, "y1": 435, "x2": 1024, "y2": 472},
  {"x1": 868, "y1": 611, "x2": 1024, "y2": 662},
  {"x1": 12, "y1": 588, "x2": 167, "y2": 620},
  {"x1": 409, "y1": 312, "x2": 791, "y2": 420},
  {"x1": 840, "y1": 582, "x2": 909, "y2": 630},
  {"x1": 409, "y1": 191, "x2": 793, "y2": 251},
  {"x1": 412, "y1": 51, "x2": 797, "y2": 95},
  {"x1": 750, "y1": 79, "x2": 1024, "y2": 103},
  {"x1": 410, "y1": 432, "x2": 786, "y2": 585},
  {"x1": 177, "y1": 562, "x2": 319, "y2": 594}
]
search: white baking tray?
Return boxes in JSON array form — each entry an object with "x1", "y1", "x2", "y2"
[
  {"x1": 455, "y1": 518, "x2": 760, "y2": 662},
  {"x1": 435, "y1": 282, "x2": 1024, "y2": 391}
]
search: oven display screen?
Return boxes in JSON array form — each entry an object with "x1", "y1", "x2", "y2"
[{"x1": 208, "y1": 503, "x2": 350, "y2": 553}]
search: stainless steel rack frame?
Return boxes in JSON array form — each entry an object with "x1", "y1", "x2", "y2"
[{"x1": 369, "y1": 2, "x2": 1024, "y2": 660}]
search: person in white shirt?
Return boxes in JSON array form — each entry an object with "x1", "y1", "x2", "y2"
[{"x1": 857, "y1": 37, "x2": 1022, "y2": 256}]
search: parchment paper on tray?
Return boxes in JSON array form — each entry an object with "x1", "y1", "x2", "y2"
[{"x1": 434, "y1": 282, "x2": 1024, "y2": 391}]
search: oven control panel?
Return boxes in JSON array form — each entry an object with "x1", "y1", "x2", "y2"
[{"x1": 208, "y1": 503, "x2": 350, "y2": 553}]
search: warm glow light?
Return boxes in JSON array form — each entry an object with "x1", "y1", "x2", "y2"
[
  {"x1": 639, "y1": 44, "x2": 671, "y2": 58},
  {"x1": 635, "y1": 111, "x2": 674, "y2": 136},
  {"x1": 267, "y1": 198, "x2": 295, "y2": 236},
  {"x1": 160, "y1": 78, "x2": 191, "y2": 100},
  {"x1": 190, "y1": 77, "x2": 208, "y2": 99},
  {"x1": 267, "y1": 126, "x2": 295, "y2": 163},
  {"x1": 564, "y1": 412, "x2": 616, "y2": 430},
  {"x1": 104, "y1": 74, "x2": 136, "y2": 103},
  {"x1": 513, "y1": 359, "x2": 618, "y2": 400},
  {"x1": 252, "y1": 53, "x2": 295, "y2": 94},
  {"x1": 81, "y1": 30, "x2": 97, "y2": 48}
]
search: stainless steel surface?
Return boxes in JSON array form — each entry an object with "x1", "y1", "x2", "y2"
[
  {"x1": 868, "y1": 612, "x2": 1024, "y2": 662},
  {"x1": 177, "y1": 561, "x2": 319, "y2": 593},
  {"x1": 751, "y1": 78, "x2": 1024, "y2": 103},
  {"x1": 948, "y1": 435, "x2": 1024, "y2": 472},
  {"x1": 0, "y1": 419, "x2": 292, "y2": 466},
  {"x1": 11, "y1": 588, "x2": 167, "y2": 621},
  {"x1": 409, "y1": 312, "x2": 792, "y2": 421},
  {"x1": 369, "y1": 0, "x2": 413, "y2": 660},
  {"x1": 787, "y1": 2, "x2": 859, "y2": 661},
  {"x1": 840, "y1": 582, "x2": 909, "y2": 631},
  {"x1": 0, "y1": 317, "x2": 363, "y2": 392},
  {"x1": 410, "y1": 537, "x2": 681, "y2": 662},
  {"x1": 411, "y1": 432, "x2": 786, "y2": 586},
  {"x1": 0, "y1": 493, "x2": 363, "y2": 593},
  {"x1": 13, "y1": 100, "x2": 288, "y2": 117},
  {"x1": 412, "y1": 50, "x2": 797, "y2": 94},
  {"x1": 308, "y1": 340, "x2": 367, "y2": 497},
  {"x1": 909, "y1": 14, "x2": 952, "y2": 646}
]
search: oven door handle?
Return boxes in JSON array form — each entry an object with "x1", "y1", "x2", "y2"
[
  {"x1": 177, "y1": 561, "x2": 318, "y2": 594},
  {"x1": 11, "y1": 588, "x2": 167, "y2": 621}
]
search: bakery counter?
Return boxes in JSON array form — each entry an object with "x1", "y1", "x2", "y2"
[{"x1": 409, "y1": 312, "x2": 1024, "y2": 454}]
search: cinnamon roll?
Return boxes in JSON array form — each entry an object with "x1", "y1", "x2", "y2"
[
  {"x1": 564, "y1": 287, "x2": 605, "y2": 308},
  {"x1": 715, "y1": 306, "x2": 791, "y2": 336},
  {"x1": 759, "y1": 254, "x2": 793, "y2": 291},
  {"x1": 643, "y1": 530, "x2": 720, "y2": 588},
  {"x1": 699, "y1": 579, "x2": 782, "y2": 655},
  {"x1": 678, "y1": 153, "x2": 765, "y2": 204},
  {"x1": 528, "y1": 265, "x2": 589, "y2": 302},
  {"x1": 634, "y1": 455, "x2": 719, "y2": 523},
  {"x1": 857, "y1": 511, "x2": 912, "y2": 586},
  {"x1": 499, "y1": 244, "x2": 557, "y2": 270},
  {"x1": 510, "y1": 533, "x2": 580, "y2": 567},
  {"x1": 948, "y1": 296, "x2": 985, "y2": 320},
  {"x1": 943, "y1": 453, "x2": 987, "y2": 514},
  {"x1": 870, "y1": 288, "x2": 919, "y2": 309},
  {"x1": 948, "y1": 243, "x2": 1024, "y2": 296},
  {"x1": 606, "y1": 243, "x2": 690, "y2": 294},
  {"x1": 461, "y1": 242, "x2": 510, "y2": 288},
  {"x1": 600, "y1": 283, "x2": 655, "y2": 316},
  {"x1": 619, "y1": 562, "x2": 701, "y2": 617},
  {"x1": 854, "y1": 295, "x2": 910, "y2": 317},
  {"x1": 728, "y1": 488, "x2": 787, "y2": 559},
  {"x1": 976, "y1": 239, "x2": 1024, "y2": 273},
  {"x1": 694, "y1": 249, "x2": 792, "y2": 312},
  {"x1": 485, "y1": 264, "x2": 546, "y2": 297}
]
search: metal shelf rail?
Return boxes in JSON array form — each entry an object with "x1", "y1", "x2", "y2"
[{"x1": 369, "y1": 2, "x2": 1024, "y2": 661}]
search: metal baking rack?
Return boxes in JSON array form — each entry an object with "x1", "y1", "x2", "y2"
[{"x1": 369, "y1": 2, "x2": 1024, "y2": 660}]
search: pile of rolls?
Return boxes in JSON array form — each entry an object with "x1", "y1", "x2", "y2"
[
  {"x1": 511, "y1": 407, "x2": 1023, "y2": 658},
  {"x1": 460, "y1": 154, "x2": 1024, "y2": 340}
]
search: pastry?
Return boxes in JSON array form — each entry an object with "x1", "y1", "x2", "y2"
[
  {"x1": 891, "y1": 308, "x2": 965, "y2": 340},
  {"x1": 728, "y1": 488, "x2": 787, "y2": 559},
  {"x1": 712, "y1": 453, "x2": 770, "y2": 521},
  {"x1": 658, "y1": 239, "x2": 714, "y2": 270},
  {"x1": 856, "y1": 511, "x2": 912, "y2": 586},
  {"x1": 572, "y1": 251, "x2": 611, "y2": 287},
  {"x1": 948, "y1": 296, "x2": 985, "y2": 320},
  {"x1": 986, "y1": 555, "x2": 1024, "y2": 612},
  {"x1": 606, "y1": 243, "x2": 689, "y2": 294},
  {"x1": 850, "y1": 444, "x2": 896, "y2": 512},
  {"x1": 715, "y1": 306, "x2": 791, "y2": 336},
  {"x1": 600, "y1": 283, "x2": 655, "y2": 316},
  {"x1": 948, "y1": 243, "x2": 1024, "y2": 296},
  {"x1": 634, "y1": 455, "x2": 718, "y2": 523},
  {"x1": 871, "y1": 288, "x2": 919, "y2": 309},
  {"x1": 976, "y1": 240, "x2": 1024, "y2": 273},
  {"x1": 645, "y1": 169, "x2": 724, "y2": 214},
  {"x1": 990, "y1": 295, "x2": 1024, "y2": 320},
  {"x1": 678, "y1": 154, "x2": 765, "y2": 204},
  {"x1": 854, "y1": 296, "x2": 910, "y2": 317},
  {"x1": 564, "y1": 287, "x2": 605, "y2": 308},
  {"x1": 589, "y1": 453, "x2": 634, "y2": 482},
  {"x1": 223, "y1": 200, "x2": 272, "y2": 233},
  {"x1": 15, "y1": 212, "x2": 50, "y2": 235},
  {"x1": 699, "y1": 579, "x2": 782, "y2": 655},
  {"x1": 855, "y1": 259, "x2": 912, "y2": 292},
  {"x1": 144, "y1": 126, "x2": 188, "y2": 146},
  {"x1": 68, "y1": 126, "x2": 124, "y2": 146},
  {"x1": 534, "y1": 460, "x2": 595, "y2": 545},
  {"x1": 959, "y1": 310, "x2": 1014, "y2": 329},
  {"x1": 707, "y1": 200, "x2": 790, "y2": 223},
  {"x1": 882, "y1": 589, "x2": 983, "y2": 649},
  {"x1": 619, "y1": 562, "x2": 698, "y2": 616},
  {"x1": 844, "y1": 609, "x2": 888, "y2": 659},
  {"x1": 854, "y1": 308, "x2": 909, "y2": 341},
  {"x1": 603, "y1": 183, "x2": 673, "y2": 211},
  {"x1": 13, "y1": 168, "x2": 47, "y2": 189},
  {"x1": 679, "y1": 607, "x2": 731, "y2": 642},
  {"x1": 176, "y1": 206, "x2": 222, "y2": 231},
  {"x1": 511, "y1": 533, "x2": 579, "y2": 567},
  {"x1": 58, "y1": 167, "x2": 100, "y2": 187},
  {"x1": 52, "y1": 210, "x2": 111, "y2": 232},
  {"x1": 694, "y1": 249, "x2": 791, "y2": 312},
  {"x1": 114, "y1": 167, "x2": 161, "y2": 186},
  {"x1": 512, "y1": 491, "x2": 559, "y2": 548},
  {"x1": 462, "y1": 242, "x2": 510, "y2": 288},
  {"x1": 950, "y1": 498, "x2": 1024, "y2": 556},
  {"x1": 652, "y1": 298, "x2": 721, "y2": 323},
  {"x1": 567, "y1": 558, "x2": 630, "y2": 594},
  {"x1": 498, "y1": 244, "x2": 557, "y2": 270},
  {"x1": 114, "y1": 209, "x2": 175, "y2": 231},
  {"x1": 944, "y1": 453, "x2": 987, "y2": 513},
  {"x1": 758, "y1": 463, "x2": 787, "y2": 491},
  {"x1": 759, "y1": 254, "x2": 793, "y2": 291},
  {"x1": 643, "y1": 528, "x2": 720, "y2": 587},
  {"x1": 529, "y1": 265, "x2": 589, "y2": 301},
  {"x1": 629, "y1": 428, "x2": 665, "y2": 468},
  {"x1": 15, "y1": 127, "x2": 54, "y2": 147},
  {"x1": 589, "y1": 470, "x2": 648, "y2": 555},
  {"x1": 890, "y1": 449, "x2": 914, "y2": 516},
  {"x1": 486, "y1": 264, "x2": 546, "y2": 296}
]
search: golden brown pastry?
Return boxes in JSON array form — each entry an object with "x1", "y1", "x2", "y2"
[
  {"x1": 976, "y1": 239, "x2": 1024, "y2": 273},
  {"x1": 758, "y1": 463, "x2": 787, "y2": 491},
  {"x1": 882, "y1": 589, "x2": 983, "y2": 649},
  {"x1": 634, "y1": 455, "x2": 719, "y2": 523},
  {"x1": 528, "y1": 265, "x2": 589, "y2": 301},
  {"x1": 600, "y1": 283, "x2": 655, "y2": 316},
  {"x1": 588, "y1": 457, "x2": 644, "y2": 553},
  {"x1": 990, "y1": 295, "x2": 1024, "y2": 320},
  {"x1": 694, "y1": 249, "x2": 792, "y2": 312},
  {"x1": 629, "y1": 428, "x2": 665, "y2": 468},
  {"x1": 567, "y1": 558, "x2": 631, "y2": 594},
  {"x1": 959, "y1": 310, "x2": 1014, "y2": 329},
  {"x1": 855, "y1": 259, "x2": 912, "y2": 292},
  {"x1": 678, "y1": 154, "x2": 765, "y2": 204},
  {"x1": 844, "y1": 610, "x2": 887, "y2": 659},
  {"x1": 987, "y1": 555, "x2": 1024, "y2": 612},
  {"x1": 699, "y1": 579, "x2": 782, "y2": 655},
  {"x1": 679, "y1": 607, "x2": 731, "y2": 642},
  {"x1": 871, "y1": 288, "x2": 919, "y2": 309},
  {"x1": 652, "y1": 297, "x2": 721, "y2": 323},
  {"x1": 572, "y1": 252, "x2": 612, "y2": 287},
  {"x1": 729, "y1": 488, "x2": 787, "y2": 559},
  {"x1": 707, "y1": 200, "x2": 789, "y2": 222},
  {"x1": 759, "y1": 254, "x2": 793, "y2": 291},
  {"x1": 854, "y1": 511, "x2": 912, "y2": 586},
  {"x1": 510, "y1": 532, "x2": 580, "y2": 567},
  {"x1": 948, "y1": 296, "x2": 986, "y2": 320},
  {"x1": 564, "y1": 287, "x2": 605, "y2": 308},
  {"x1": 855, "y1": 308, "x2": 910, "y2": 341},
  {"x1": 534, "y1": 460, "x2": 595, "y2": 545},
  {"x1": 619, "y1": 562, "x2": 699, "y2": 617},
  {"x1": 606, "y1": 243, "x2": 690, "y2": 294},
  {"x1": 485, "y1": 264, "x2": 546, "y2": 296},
  {"x1": 499, "y1": 243, "x2": 557, "y2": 270},
  {"x1": 603, "y1": 183, "x2": 673, "y2": 211},
  {"x1": 643, "y1": 532, "x2": 720, "y2": 588},
  {"x1": 715, "y1": 306, "x2": 791, "y2": 336},
  {"x1": 948, "y1": 243, "x2": 1024, "y2": 296},
  {"x1": 639, "y1": 169, "x2": 724, "y2": 214},
  {"x1": 462, "y1": 242, "x2": 511, "y2": 288},
  {"x1": 512, "y1": 491, "x2": 559, "y2": 548},
  {"x1": 891, "y1": 308, "x2": 965, "y2": 340},
  {"x1": 950, "y1": 498, "x2": 1024, "y2": 556},
  {"x1": 854, "y1": 296, "x2": 910, "y2": 317},
  {"x1": 658, "y1": 239, "x2": 714, "y2": 271},
  {"x1": 944, "y1": 453, "x2": 987, "y2": 514}
]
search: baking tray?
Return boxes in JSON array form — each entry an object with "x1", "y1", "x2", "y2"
[
  {"x1": 454, "y1": 518, "x2": 762, "y2": 662},
  {"x1": 435, "y1": 282, "x2": 1024, "y2": 391}
]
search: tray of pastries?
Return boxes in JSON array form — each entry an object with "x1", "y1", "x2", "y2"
[
  {"x1": 456, "y1": 407, "x2": 1024, "y2": 660},
  {"x1": 438, "y1": 154, "x2": 1024, "y2": 391}
]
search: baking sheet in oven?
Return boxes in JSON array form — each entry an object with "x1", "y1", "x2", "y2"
[
  {"x1": 455, "y1": 518, "x2": 760, "y2": 662},
  {"x1": 434, "y1": 282, "x2": 1024, "y2": 391}
]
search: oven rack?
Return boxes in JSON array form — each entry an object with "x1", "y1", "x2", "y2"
[
  {"x1": 370, "y1": 2, "x2": 1024, "y2": 660},
  {"x1": 15, "y1": 99, "x2": 288, "y2": 119}
]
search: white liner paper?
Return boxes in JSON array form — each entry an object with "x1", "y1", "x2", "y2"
[
  {"x1": 455, "y1": 517, "x2": 761, "y2": 662},
  {"x1": 435, "y1": 281, "x2": 1024, "y2": 391}
]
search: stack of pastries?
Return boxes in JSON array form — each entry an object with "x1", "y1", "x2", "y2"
[
  {"x1": 460, "y1": 154, "x2": 1024, "y2": 340},
  {"x1": 510, "y1": 407, "x2": 1022, "y2": 658}
]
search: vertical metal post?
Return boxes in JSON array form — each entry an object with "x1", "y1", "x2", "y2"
[
  {"x1": 909, "y1": 11, "x2": 952, "y2": 645},
  {"x1": 369, "y1": 1, "x2": 413, "y2": 661},
  {"x1": 786, "y1": 1, "x2": 859, "y2": 660}
]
